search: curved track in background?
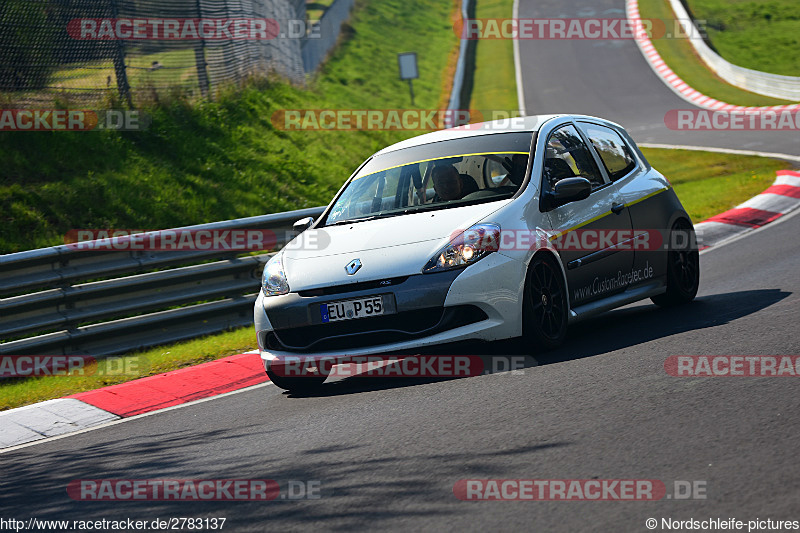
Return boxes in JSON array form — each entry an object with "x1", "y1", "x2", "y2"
[{"x1": 516, "y1": 0, "x2": 800, "y2": 157}]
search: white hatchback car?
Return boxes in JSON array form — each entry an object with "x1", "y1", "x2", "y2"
[{"x1": 255, "y1": 115, "x2": 699, "y2": 390}]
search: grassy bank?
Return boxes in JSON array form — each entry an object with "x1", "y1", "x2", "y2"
[
  {"x1": 0, "y1": 0, "x2": 458, "y2": 254},
  {"x1": 686, "y1": 0, "x2": 800, "y2": 77}
]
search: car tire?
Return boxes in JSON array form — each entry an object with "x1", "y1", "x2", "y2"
[
  {"x1": 521, "y1": 254, "x2": 568, "y2": 352},
  {"x1": 264, "y1": 359, "x2": 329, "y2": 392},
  {"x1": 651, "y1": 219, "x2": 700, "y2": 307}
]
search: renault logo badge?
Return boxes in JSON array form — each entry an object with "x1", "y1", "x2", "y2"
[{"x1": 345, "y1": 259, "x2": 362, "y2": 275}]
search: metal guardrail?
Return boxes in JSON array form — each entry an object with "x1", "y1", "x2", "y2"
[
  {"x1": 446, "y1": 0, "x2": 474, "y2": 128},
  {"x1": 0, "y1": 206, "x2": 325, "y2": 356},
  {"x1": 668, "y1": 0, "x2": 800, "y2": 101},
  {"x1": 301, "y1": 0, "x2": 355, "y2": 73}
]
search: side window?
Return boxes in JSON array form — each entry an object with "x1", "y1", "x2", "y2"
[
  {"x1": 483, "y1": 158, "x2": 508, "y2": 187},
  {"x1": 580, "y1": 123, "x2": 636, "y2": 181},
  {"x1": 483, "y1": 154, "x2": 529, "y2": 188},
  {"x1": 543, "y1": 124, "x2": 604, "y2": 191}
]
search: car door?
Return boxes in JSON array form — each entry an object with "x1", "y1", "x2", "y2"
[
  {"x1": 541, "y1": 122, "x2": 634, "y2": 306},
  {"x1": 577, "y1": 121, "x2": 664, "y2": 286}
]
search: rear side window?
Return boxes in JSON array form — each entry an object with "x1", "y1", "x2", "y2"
[{"x1": 580, "y1": 123, "x2": 636, "y2": 181}]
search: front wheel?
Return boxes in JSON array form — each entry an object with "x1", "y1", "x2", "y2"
[
  {"x1": 265, "y1": 359, "x2": 329, "y2": 392},
  {"x1": 651, "y1": 219, "x2": 700, "y2": 307},
  {"x1": 520, "y1": 254, "x2": 568, "y2": 352}
]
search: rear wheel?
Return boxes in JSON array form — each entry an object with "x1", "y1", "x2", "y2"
[
  {"x1": 521, "y1": 254, "x2": 568, "y2": 352},
  {"x1": 652, "y1": 219, "x2": 700, "y2": 307},
  {"x1": 265, "y1": 359, "x2": 329, "y2": 392}
]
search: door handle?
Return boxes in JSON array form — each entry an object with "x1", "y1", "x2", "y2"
[{"x1": 611, "y1": 202, "x2": 625, "y2": 215}]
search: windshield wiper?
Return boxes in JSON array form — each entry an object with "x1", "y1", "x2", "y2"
[
  {"x1": 326, "y1": 211, "x2": 406, "y2": 227},
  {"x1": 327, "y1": 216, "x2": 378, "y2": 226}
]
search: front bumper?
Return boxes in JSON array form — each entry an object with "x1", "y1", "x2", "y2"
[{"x1": 254, "y1": 252, "x2": 525, "y2": 361}]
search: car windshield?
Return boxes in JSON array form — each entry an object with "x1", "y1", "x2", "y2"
[{"x1": 324, "y1": 132, "x2": 533, "y2": 226}]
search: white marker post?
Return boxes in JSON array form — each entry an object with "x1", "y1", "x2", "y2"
[{"x1": 398, "y1": 52, "x2": 419, "y2": 106}]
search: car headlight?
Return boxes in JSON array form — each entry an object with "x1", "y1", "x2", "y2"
[
  {"x1": 262, "y1": 254, "x2": 290, "y2": 296},
  {"x1": 422, "y1": 223, "x2": 500, "y2": 274}
]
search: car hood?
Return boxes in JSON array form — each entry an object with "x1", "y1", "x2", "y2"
[{"x1": 282, "y1": 201, "x2": 508, "y2": 290}]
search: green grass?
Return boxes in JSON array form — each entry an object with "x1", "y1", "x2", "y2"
[
  {"x1": 638, "y1": 0, "x2": 795, "y2": 106},
  {"x1": 470, "y1": 0, "x2": 519, "y2": 116},
  {"x1": 641, "y1": 147, "x2": 788, "y2": 222},
  {"x1": 0, "y1": 326, "x2": 256, "y2": 411},
  {"x1": 0, "y1": 0, "x2": 457, "y2": 254},
  {"x1": 686, "y1": 0, "x2": 800, "y2": 77},
  {"x1": 50, "y1": 48, "x2": 199, "y2": 91}
]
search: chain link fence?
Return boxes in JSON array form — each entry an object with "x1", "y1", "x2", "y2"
[{"x1": 0, "y1": 0, "x2": 344, "y2": 108}]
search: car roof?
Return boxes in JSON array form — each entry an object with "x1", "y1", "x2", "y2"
[{"x1": 373, "y1": 114, "x2": 603, "y2": 156}]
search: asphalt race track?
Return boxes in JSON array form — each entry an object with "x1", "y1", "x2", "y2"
[
  {"x1": 517, "y1": 0, "x2": 800, "y2": 157},
  {"x1": 2, "y1": 1, "x2": 798, "y2": 530}
]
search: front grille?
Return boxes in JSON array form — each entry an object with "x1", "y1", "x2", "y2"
[
  {"x1": 298, "y1": 276, "x2": 409, "y2": 297},
  {"x1": 268, "y1": 305, "x2": 487, "y2": 352}
]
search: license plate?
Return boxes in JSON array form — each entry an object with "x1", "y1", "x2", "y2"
[{"x1": 320, "y1": 296, "x2": 384, "y2": 323}]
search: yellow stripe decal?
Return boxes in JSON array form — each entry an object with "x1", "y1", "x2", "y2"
[
  {"x1": 549, "y1": 210, "x2": 613, "y2": 241},
  {"x1": 626, "y1": 186, "x2": 670, "y2": 207},
  {"x1": 548, "y1": 187, "x2": 670, "y2": 241}
]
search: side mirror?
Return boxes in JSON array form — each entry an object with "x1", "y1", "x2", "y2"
[
  {"x1": 292, "y1": 217, "x2": 314, "y2": 233},
  {"x1": 544, "y1": 177, "x2": 592, "y2": 209}
]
